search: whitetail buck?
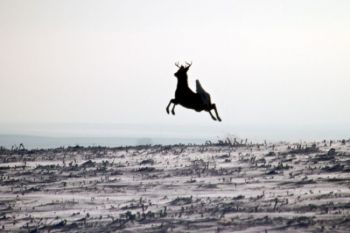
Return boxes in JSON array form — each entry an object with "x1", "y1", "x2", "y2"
[{"x1": 166, "y1": 62, "x2": 222, "y2": 121}]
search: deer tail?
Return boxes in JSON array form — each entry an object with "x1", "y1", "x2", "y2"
[
  {"x1": 196, "y1": 80, "x2": 211, "y2": 105},
  {"x1": 196, "y1": 80, "x2": 206, "y2": 94}
]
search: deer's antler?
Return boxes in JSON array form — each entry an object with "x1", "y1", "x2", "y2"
[
  {"x1": 185, "y1": 61, "x2": 192, "y2": 68},
  {"x1": 175, "y1": 62, "x2": 181, "y2": 68}
]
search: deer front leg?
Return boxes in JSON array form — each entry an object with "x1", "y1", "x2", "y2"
[
  {"x1": 166, "y1": 99, "x2": 177, "y2": 114},
  {"x1": 211, "y1": 103, "x2": 222, "y2": 122},
  {"x1": 171, "y1": 103, "x2": 177, "y2": 115},
  {"x1": 166, "y1": 100, "x2": 172, "y2": 114}
]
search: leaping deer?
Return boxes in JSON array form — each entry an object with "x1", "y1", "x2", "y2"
[{"x1": 166, "y1": 62, "x2": 222, "y2": 121}]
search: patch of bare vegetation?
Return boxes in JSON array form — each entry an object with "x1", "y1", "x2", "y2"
[{"x1": 0, "y1": 139, "x2": 349, "y2": 232}]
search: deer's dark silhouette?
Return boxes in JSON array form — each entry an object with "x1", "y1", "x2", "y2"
[{"x1": 166, "y1": 62, "x2": 222, "y2": 121}]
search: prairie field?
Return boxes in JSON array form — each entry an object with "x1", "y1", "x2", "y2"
[{"x1": 1, "y1": 140, "x2": 350, "y2": 232}]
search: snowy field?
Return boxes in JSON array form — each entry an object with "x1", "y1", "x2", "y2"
[{"x1": 0, "y1": 140, "x2": 350, "y2": 232}]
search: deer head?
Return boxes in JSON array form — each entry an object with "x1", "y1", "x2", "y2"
[{"x1": 174, "y1": 61, "x2": 192, "y2": 79}]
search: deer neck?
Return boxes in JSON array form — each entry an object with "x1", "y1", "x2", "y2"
[{"x1": 177, "y1": 77, "x2": 189, "y2": 89}]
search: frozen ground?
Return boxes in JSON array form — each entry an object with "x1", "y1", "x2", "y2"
[{"x1": 0, "y1": 140, "x2": 350, "y2": 232}]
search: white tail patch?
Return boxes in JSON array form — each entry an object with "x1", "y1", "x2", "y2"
[{"x1": 196, "y1": 80, "x2": 211, "y2": 107}]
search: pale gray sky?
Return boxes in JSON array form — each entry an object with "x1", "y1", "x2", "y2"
[{"x1": 0, "y1": 0, "x2": 349, "y2": 140}]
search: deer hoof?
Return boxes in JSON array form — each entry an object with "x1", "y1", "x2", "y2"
[
  {"x1": 217, "y1": 117, "x2": 222, "y2": 122},
  {"x1": 171, "y1": 110, "x2": 175, "y2": 115},
  {"x1": 166, "y1": 108, "x2": 170, "y2": 114}
]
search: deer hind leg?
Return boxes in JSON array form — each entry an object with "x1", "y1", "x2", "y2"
[
  {"x1": 208, "y1": 111, "x2": 217, "y2": 121},
  {"x1": 211, "y1": 103, "x2": 222, "y2": 122}
]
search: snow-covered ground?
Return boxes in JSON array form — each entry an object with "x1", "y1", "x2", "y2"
[{"x1": 0, "y1": 140, "x2": 350, "y2": 232}]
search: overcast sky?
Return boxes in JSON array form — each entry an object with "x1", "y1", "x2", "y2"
[{"x1": 0, "y1": 0, "x2": 349, "y2": 139}]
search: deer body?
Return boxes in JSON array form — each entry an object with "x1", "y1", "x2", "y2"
[
  {"x1": 175, "y1": 78, "x2": 202, "y2": 111},
  {"x1": 166, "y1": 62, "x2": 221, "y2": 121}
]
